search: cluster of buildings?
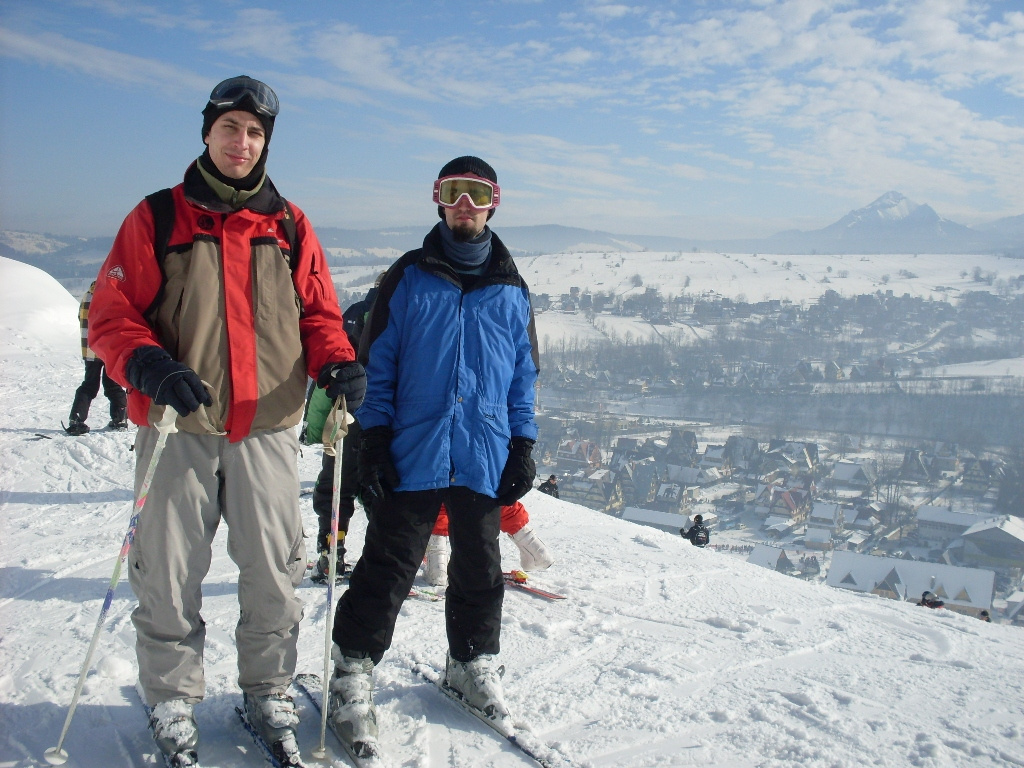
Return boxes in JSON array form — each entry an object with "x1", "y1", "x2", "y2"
[{"x1": 535, "y1": 421, "x2": 1024, "y2": 623}]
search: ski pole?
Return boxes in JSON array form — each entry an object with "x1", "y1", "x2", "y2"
[
  {"x1": 45, "y1": 407, "x2": 178, "y2": 766},
  {"x1": 313, "y1": 396, "x2": 350, "y2": 760}
]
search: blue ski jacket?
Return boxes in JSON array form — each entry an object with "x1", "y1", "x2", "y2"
[{"x1": 355, "y1": 224, "x2": 539, "y2": 497}]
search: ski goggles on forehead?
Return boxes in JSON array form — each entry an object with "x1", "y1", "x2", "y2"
[
  {"x1": 208, "y1": 76, "x2": 280, "y2": 117},
  {"x1": 433, "y1": 176, "x2": 501, "y2": 210}
]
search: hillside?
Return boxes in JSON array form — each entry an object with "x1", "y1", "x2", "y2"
[{"x1": 1, "y1": 257, "x2": 1023, "y2": 767}]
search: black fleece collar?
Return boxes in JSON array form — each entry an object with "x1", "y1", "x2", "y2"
[{"x1": 182, "y1": 160, "x2": 286, "y2": 215}]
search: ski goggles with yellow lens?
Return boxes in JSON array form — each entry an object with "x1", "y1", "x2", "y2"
[{"x1": 432, "y1": 176, "x2": 501, "y2": 210}]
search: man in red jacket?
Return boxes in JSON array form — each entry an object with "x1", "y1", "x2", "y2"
[{"x1": 88, "y1": 76, "x2": 364, "y2": 766}]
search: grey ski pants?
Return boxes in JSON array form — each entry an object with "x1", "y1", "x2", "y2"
[{"x1": 128, "y1": 426, "x2": 306, "y2": 704}]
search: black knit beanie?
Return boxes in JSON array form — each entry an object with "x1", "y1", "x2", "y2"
[
  {"x1": 438, "y1": 156, "x2": 497, "y2": 183},
  {"x1": 202, "y1": 94, "x2": 275, "y2": 146}
]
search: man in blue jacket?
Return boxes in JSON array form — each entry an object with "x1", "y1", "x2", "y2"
[{"x1": 326, "y1": 156, "x2": 539, "y2": 755}]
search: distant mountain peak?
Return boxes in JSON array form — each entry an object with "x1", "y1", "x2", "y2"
[{"x1": 854, "y1": 191, "x2": 922, "y2": 223}]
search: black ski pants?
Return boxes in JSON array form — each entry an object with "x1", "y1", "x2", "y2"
[
  {"x1": 312, "y1": 420, "x2": 362, "y2": 551},
  {"x1": 332, "y1": 485, "x2": 503, "y2": 663},
  {"x1": 70, "y1": 358, "x2": 127, "y2": 423}
]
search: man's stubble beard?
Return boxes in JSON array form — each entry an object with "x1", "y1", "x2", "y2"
[{"x1": 450, "y1": 221, "x2": 485, "y2": 242}]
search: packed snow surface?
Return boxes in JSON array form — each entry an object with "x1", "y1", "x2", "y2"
[{"x1": 1, "y1": 256, "x2": 1023, "y2": 767}]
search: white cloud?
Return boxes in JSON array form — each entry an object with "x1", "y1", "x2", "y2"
[
  {"x1": 0, "y1": 26, "x2": 208, "y2": 95},
  {"x1": 203, "y1": 9, "x2": 303, "y2": 65},
  {"x1": 311, "y1": 23, "x2": 427, "y2": 100}
]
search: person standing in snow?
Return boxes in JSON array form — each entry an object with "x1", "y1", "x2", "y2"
[
  {"x1": 538, "y1": 474, "x2": 559, "y2": 498},
  {"x1": 87, "y1": 76, "x2": 364, "y2": 765},
  {"x1": 423, "y1": 500, "x2": 554, "y2": 587},
  {"x1": 63, "y1": 280, "x2": 127, "y2": 436},
  {"x1": 681, "y1": 514, "x2": 710, "y2": 547},
  {"x1": 307, "y1": 278, "x2": 381, "y2": 583},
  {"x1": 326, "y1": 156, "x2": 539, "y2": 752}
]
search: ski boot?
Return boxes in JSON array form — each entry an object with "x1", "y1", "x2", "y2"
[
  {"x1": 443, "y1": 652, "x2": 512, "y2": 733},
  {"x1": 510, "y1": 525, "x2": 554, "y2": 571},
  {"x1": 64, "y1": 419, "x2": 89, "y2": 436},
  {"x1": 327, "y1": 646, "x2": 381, "y2": 759},
  {"x1": 424, "y1": 534, "x2": 449, "y2": 587},
  {"x1": 148, "y1": 699, "x2": 199, "y2": 767},
  {"x1": 242, "y1": 691, "x2": 302, "y2": 766},
  {"x1": 310, "y1": 534, "x2": 347, "y2": 584}
]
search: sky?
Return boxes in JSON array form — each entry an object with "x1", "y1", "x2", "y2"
[
  {"x1": 1, "y1": 1, "x2": 1024, "y2": 241},
  {"x1": 3, "y1": 256, "x2": 1024, "y2": 768}
]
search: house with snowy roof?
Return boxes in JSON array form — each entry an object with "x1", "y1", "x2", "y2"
[
  {"x1": 825, "y1": 551, "x2": 994, "y2": 616},
  {"x1": 957, "y1": 516, "x2": 1024, "y2": 570},
  {"x1": 665, "y1": 465, "x2": 721, "y2": 487},
  {"x1": 849, "y1": 501, "x2": 883, "y2": 532},
  {"x1": 699, "y1": 445, "x2": 730, "y2": 473},
  {"x1": 649, "y1": 481, "x2": 691, "y2": 514},
  {"x1": 831, "y1": 459, "x2": 876, "y2": 489},
  {"x1": 764, "y1": 440, "x2": 819, "y2": 475},
  {"x1": 621, "y1": 506, "x2": 689, "y2": 535},
  {"x1": 915, "y1": 505, "x2": 991, "y2": 545},
  {"x1": 748, "y1": 544, "x2": 797, "y2": 574},
  {"x1": 555, "y1": 439, "x2": 603, "y2": 471},
  {"x1": 960, "y1": 458, "x2": 1004, "y2": 495}
]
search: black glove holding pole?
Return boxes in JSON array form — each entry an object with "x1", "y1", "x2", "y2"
[
  {"x1": 126, "y1": 346, "x2": 212, "y2": 417},
  {"x1": 318, "y1": 361, "x2": 366, "y2": 412}
]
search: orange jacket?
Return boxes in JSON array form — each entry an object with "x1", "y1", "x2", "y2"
[{"x1": 433, "y1": 500, "x2": 529, "y2": 537}]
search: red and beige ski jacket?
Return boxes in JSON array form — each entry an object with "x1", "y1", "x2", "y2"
[{"x1": 89, "y1": 162, "x2": 353, "y2": 442}]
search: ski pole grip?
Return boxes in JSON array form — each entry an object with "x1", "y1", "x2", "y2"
[{"x1": 155, "y1": 405, "x2": 178, "y2": 434}]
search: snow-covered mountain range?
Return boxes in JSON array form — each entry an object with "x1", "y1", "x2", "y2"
[
  {"x1": 3, "y1": 193, "x2": 1021, "y2": 272},
  {"x1": 2, "y1": 256, "x2": 1024, "y2": 767},
  {"x1": 766, "y1": 192, "x2": 1001, "y2": 255}
]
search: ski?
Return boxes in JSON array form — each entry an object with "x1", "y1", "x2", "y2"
[
  {"x1": 293, "y1": 673, "x2": 390, "y2": 768},
  {"x1": 408, "y1": 586, "x2": 442, "y2": 602},
  {"x1": 503, "y1": 570, "x2": 566, "y2": 600},
  {"x1": 134, "y1": 689, "x2": 200, "y2": 768},
  {"x1": 410, "y1": 663, "x2": 571, "y2": 768},
  {"x1": 234, "y1": 706, "x2": 305, "y2": 768}
]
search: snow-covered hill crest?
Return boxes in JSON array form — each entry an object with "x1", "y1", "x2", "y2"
[{"x1": 1, "y1": 261, "x2": 1023, "y2": 767}]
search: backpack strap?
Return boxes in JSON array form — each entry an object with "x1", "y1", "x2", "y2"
[
  {"x1": 145, "y1": 188, "x2": 176, "y2": 264},
  {"x1": 281, "y1": 200, "x2": 300, "y2": 271}
]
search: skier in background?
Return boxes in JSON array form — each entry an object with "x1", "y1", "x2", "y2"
[
  {"x1": 64, "y1": 280, "x2": 127, "y2": 435},
  {"x1": 306, "y1": 276, "x2": 382, "y2": 583},
  {"x1": 537, "y1": 474, "x2": 559, "y2": 498},
  {"x1": 681, "y1": 514, "x2": 711, "y2": 548}
]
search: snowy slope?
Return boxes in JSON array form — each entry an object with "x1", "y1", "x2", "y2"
[{"x1": 2, "y1": 256, "x2": 1023, "y2": 768}]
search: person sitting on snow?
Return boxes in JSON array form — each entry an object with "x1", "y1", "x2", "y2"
[
  {"x1": 918, "y1": 591, "x2": 945, "y2": 609},
  {"x1": 681, "y1": 514, "x2": 710, "y2": 548}
]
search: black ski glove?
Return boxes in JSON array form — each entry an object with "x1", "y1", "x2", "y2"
[
  {"x1": 318, "y1": 361, "x2": 366, "y2": 412},
  {"x1": 358, "y1": 425, "x2": 399, "y2": 512},
  {"x1": 496, "y1": 436, "x2": 536, "y2": 506},
  {"x1": 126, "y1": 345, "x2": 212, "y2": 417}
]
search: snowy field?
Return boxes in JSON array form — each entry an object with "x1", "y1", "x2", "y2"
[
  {"x1": 325, "y1": 248, "x2": 1023, "y2": 355},
  {"x1": 328, "y1": 249, "x2": 1024, "y2": 308},
  {"x1": 2, "y1": 256, "x2": 1024, "y2": 768}
]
